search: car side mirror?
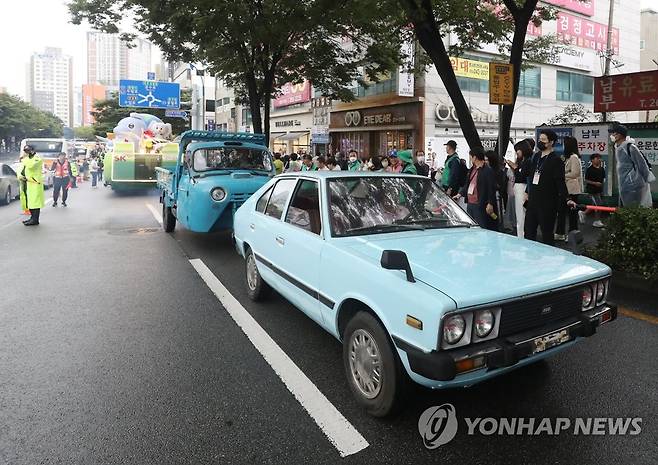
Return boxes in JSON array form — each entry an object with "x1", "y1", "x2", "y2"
[{"x1": 381, "y1": 250, "x2": 415, "y2": 283}]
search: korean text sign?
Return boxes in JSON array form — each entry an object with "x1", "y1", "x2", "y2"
[
  {"x1": 274, "y1": 81, "x2": 311, "y2": 108},
  {"x1": 489, "y1": 63, "x2": 514, "y2": 105},
  {"x1": 594, "y1": 71, "x2": 658, "y2": 112},
  {"x1": 556, "y1": 12, "x2": 618, "y2": 55}
]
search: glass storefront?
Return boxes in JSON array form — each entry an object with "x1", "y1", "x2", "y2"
[{"x1": 332, "y1": 130, "x2": 414, "y2": 157}]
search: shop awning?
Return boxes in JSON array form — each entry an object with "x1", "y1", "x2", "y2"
[
  {"x1": 270, "y1": 132, "x2": 286, "y2": 139},
  {"x1": 277, "y1": 131, "x2": 309, "y2": 141}
]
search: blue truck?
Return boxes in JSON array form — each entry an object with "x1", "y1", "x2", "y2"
[{"x1": 156, "y1": 130, "x2": 275, "y2": 233}]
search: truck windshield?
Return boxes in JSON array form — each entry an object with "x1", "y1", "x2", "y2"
[
  {"x1": 25, "y1": 140, "x2": 63, "y2": 153},
  {"x1": 193, "y1": 147, "x2": 271, "y2": 172}
]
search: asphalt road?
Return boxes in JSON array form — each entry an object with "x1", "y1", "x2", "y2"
[{"x1": 0, "y1": 182, "x2": 656, "y2": 465}]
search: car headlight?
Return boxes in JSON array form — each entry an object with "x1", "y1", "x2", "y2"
[
  {"x1": 596, "y1": 280, "x2": 608, "y2": 304},
  {"x1": 474, "y1": 309, "x2": 495, "y2": 338},
  {"x1": 443, "y1": 315, "x2": 466, "y2": 345},
  {"x1": 582, "y1": 284, "x2": 594, "y2": 309},
  {"x1": 210, "y1": 187, "x2": 226, "y2": 202}
]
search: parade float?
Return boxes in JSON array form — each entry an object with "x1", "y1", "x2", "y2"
[{"x1": 103, "y1": 113, "x2": 179, "y2": 191}]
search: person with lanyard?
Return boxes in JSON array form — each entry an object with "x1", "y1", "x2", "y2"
[
  {"x1": 18, "y1": 145, "x2": 45, "y2": 226},
  {"x1": 506, "y1": 140, "x2": 533, "y2": 238},
  {"x1": 524, "y1": 129, "x2": 574, "y2": 246},
  {"x1": 453, "y1": 147, "x2": 497, "y2": 231},
  {"x1": 51, "y1": 152, "x2": 72, "y2": 207}
]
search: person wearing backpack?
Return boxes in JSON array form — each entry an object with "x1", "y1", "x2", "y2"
[
  {"x1": 609, "y1": 124, "x2": 653, "y2": 207},
  {"x1": 440, "y1": 140, "x2": 464, "y2": 195}
]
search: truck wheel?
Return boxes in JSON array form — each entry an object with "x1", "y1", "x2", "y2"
[
  {"x1": 162, "y1": 203, "x2": 176, "y2": 232},
  {"x1": 245, "y1": 247, "x2": 270, "y2": 301},
  {"x1": 343, "y1": 311, "x2": 406, "y2": 417}
]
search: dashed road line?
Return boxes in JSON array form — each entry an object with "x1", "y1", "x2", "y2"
[{"x1": 189, "y1": 258, "x2": 370, "y2": 458}]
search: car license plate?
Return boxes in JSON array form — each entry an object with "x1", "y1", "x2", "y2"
[{"x1": 533, "y1": 329, "x2": 570, "y2": 354}]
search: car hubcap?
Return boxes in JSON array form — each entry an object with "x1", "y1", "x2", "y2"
[
  {"x1": 348, "y1": 328, "x2": 382, "y2": 399},
  {"x1": 246, "y1": 254, "x2": 258, "y2": 291}
]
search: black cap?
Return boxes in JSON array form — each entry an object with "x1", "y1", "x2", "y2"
[
  {"x1": 444, "y1": 140, "x2": 457, "y2": 149},
  {"x1": 590, "y1": 153, "x2": 602, "y2": 160},
  {"x1": 23, "y1": 144, "x2": 34, "y2": 151},
  {"x1": 608, "y1": 123, "x2": 628, "y2": 137}
]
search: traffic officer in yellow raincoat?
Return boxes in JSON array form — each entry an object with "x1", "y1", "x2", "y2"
[{"x1": 18, "y1": 145, "x2": 45, "y2": 226}]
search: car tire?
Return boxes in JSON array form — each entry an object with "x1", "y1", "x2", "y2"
[
  {"x1": 2, "y1": 188, "x2": 10, "y2": 205},
  {"x1": 162, "y1": 203, "x2": 176, "y2": 233},
  {"x1": 245, "y1": 247, "x2": 270, "y2": 301},
  {"x1": 343, "y1": 311, "x2": 406, "y2": 417}
]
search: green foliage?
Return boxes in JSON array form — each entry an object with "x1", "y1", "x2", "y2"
[
  {"x1": 0, "y1": 93, "x2": 64, "y2": 145},
  {"x1": 548, "y1": 104, "x2": 599, "y2": 125},
  {"x1": 73, "y1": 126, "x2": 96, "y2": 140},
  {"x1": 91, "y1": 90, "x2": 192, "y2": 137},
  {"x1": 587, "y1": 208, "x2": 658, "y2": 281}
]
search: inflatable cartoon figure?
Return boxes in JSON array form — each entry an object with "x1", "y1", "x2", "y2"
[
  {"x1": 113, "y1": 116, "x2": 146, "y2": 152},
  {"x1": 147, "y1": 121, "x2": 173, "y2": 141}
]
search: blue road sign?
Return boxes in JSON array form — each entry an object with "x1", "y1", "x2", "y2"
[
  {"x1": 119, "y1": 79, "x2": 180, "y2": 110},
  {"x1": 165, "y1": 110, "x2": 188, "y2": 119}
]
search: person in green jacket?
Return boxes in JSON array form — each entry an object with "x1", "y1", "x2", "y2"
[
  {"x1": 18, "y1": 145, "x2": 45, "y2": 226},
  {"x1": 347, "y1": 149, "x2": 362, "y2": 171},
  {"x1": 69, "y1": 157, "x2": 79, "y2": 188},
  {"x1": 398, "y1": 149, "x2": 417, "y2": 175}
]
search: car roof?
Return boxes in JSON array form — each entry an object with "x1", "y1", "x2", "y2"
[
  {"x1": 187, "y1": 141, "x2": 266, "y2": 151},
  {"x1": 275, "y1": 171, "x2": 427, "y2": 179}
]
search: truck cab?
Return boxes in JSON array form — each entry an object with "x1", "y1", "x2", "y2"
[{"x1": 157, "y1": 130, "x2": 274, "y2": 233}]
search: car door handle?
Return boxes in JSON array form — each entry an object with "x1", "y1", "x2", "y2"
[
  {"x1": 249, "y1": 223, "x2": 255, "y2": 231},
  {"x1": 275, "y1": 236, "x2": 285, "y2": 246}
]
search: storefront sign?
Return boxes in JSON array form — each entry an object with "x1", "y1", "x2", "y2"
[
  {"x1": 450, "y1": 56, "x2": 489, "y2": 81},
  {"x1": 489, "y1": 63, "x2": 514, "y2": 105},
  {"x1": 434, "y1": 104, "x2": 498, "y2": 125},
  {"x1": 274, "y1": 119, "x2": 302, "y2": 128},
  {"x1": 555, "y1": 47, "x2": 597, "y2": 72},
  {"x1": 594, "y1": 71, "x2": 658, "y2": 113},
  {"x1": 557, "y1": 12, "x2": 619, "y2": 55},
  {"x1": 274, "y1": 81, "x2": 311, "y2": 108},
  {"x1": 398, "y1": 40, "x2": 415, "y2": 97},
  {"x1": 572, "y1": 124, "x2": 612, "y2": 195},
  {"x1": 545, "y1": 0, "x2": 594, "y2": 16},
  {"x1": 331, "y1": 103, "x2": 420, "y2": 129}
]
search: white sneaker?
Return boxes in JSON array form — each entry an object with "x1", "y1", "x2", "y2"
[
  {"x1": 592, "y1": 220, "x2": 604, "y2": 228},
  {"x1": 554, "y1": 234, "x2": 566, "y2": 241}
]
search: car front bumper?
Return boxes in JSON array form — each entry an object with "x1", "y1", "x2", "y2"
[{"x1": 394, "y1": 303, "x2": 617, "y2": 385}]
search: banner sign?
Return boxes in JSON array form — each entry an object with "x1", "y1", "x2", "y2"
[
  {"x1": 450, "y1": 57, "x2": 489, "y2": 81},
  {"x1": 594, "y1": 71, "x2": 658, "y2": 113},
  {"x1": 398, "y1": 40, "x2": 415, "y2": 97},
  {"x1": 489, "y1": 63, "x2": 514, "y2": 105},
  {"x1": 274, "y1": 81, "x2": 311, "y2": 108},
  {"x1": 557, "y1": 12, "x2": 619, "y2": 55},
  {"x1": 545, "y1": 0, "x2": 595, "y2": 16}
]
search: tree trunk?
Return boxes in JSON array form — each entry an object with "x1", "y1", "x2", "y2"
[
  {"x1": 405, "y1": 2, "x2": 482, "y2": 150},
  {"x1": 245, "y1": 74, "x2": 263, "y2": 134},
  {"x1": 263, "y1": 94, "x2": 271, "y2": 144}
]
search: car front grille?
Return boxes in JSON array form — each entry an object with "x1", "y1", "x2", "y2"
[
  {"x1": 230, "y1": 192, "x2": 253, "y2": 211},
  {"x1": 498, "y1": 288, "x2": 582, "y2": 337}
]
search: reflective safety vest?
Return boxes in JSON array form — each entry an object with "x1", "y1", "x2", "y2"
[
  {"x1": 53, "y1": 160, "x2": 70, "y2": 178},
  {"x1": 70, "y1": 161, "x2": 79, "y2": 176}
]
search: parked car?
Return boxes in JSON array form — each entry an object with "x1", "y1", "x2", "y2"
[
  {"x1": 0, "y1": 163, "x2": 20, "y2": 205},
  {"x1": 157, "y1": 130, "x2": 274, "y2": 233},
  {"x1": 233, "y1": 172, "x2": 617, "y2": 416}
]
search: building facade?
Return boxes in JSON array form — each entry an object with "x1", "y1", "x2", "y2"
[
  {"x1": 26, "y1": 47, "x2": 73, "y2": 127},
  {"x1": 82, "y1": 83, "x2": 107, "y2": 127},
  {"x1": 640, "y1": 8, "x2": 658, "y2": 122},
  {"x1": 87, "y1": 32, "x2": 153, "y2": 88}
]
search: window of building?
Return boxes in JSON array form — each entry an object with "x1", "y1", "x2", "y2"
[
  {"x1": 640, "y1": 40, "x2": 645, "y2": 50},
  {"x1": 518, "y1": 67, "x2": 541, "y2": 98},
  {"x1": 556, "y1": 71, "x2": 594, "y2": 103},
  {"x1": 222, "y1": 97, "x2": 230, "y2": 105},
  {"x1": 353, "y1": 73, "x2": 398, "y2": 98},
  {"x1": 230, "y1": 107, "x2": 236, "y2": 119},
  {"x1": 241, "y1": 108, "x2": 252, "y2": 126}
]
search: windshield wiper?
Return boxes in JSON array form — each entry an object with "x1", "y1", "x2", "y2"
[
  {"x1": 395, "y1": 218, "x2": 474, "y2": 228},
  {"x1": 345, "y1": 223, "x2": 425, "y2": 234}
]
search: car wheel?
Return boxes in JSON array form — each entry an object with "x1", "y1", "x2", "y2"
[
  {"x1": 162, "y1": 203, "x2": 176, "y2": 233},
  {"x1": 343, "y1": 311, "x2": 406, "y2": 417},
  {"x1": 245, "y1": 247, "x2": 270, "y2": 301},
  {"x1": 2, "y1": 188, "x2": 10, "y2": 205}
]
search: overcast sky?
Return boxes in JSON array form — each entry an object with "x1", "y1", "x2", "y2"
[{"x1": 0, "y1": 0, "x2": 656, "y2": 99}]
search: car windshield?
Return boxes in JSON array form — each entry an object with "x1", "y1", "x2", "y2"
[
  {"x1": 192, "y1": 147, "x2": 272, "y2": 172},
  {"x1": 25, "y1": 140, "x2": 63, "y2": 153},
  {"x1": 328, "y1": 176, "x2": 476, "y2": 237}
]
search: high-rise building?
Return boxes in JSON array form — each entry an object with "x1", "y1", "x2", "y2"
[
  {"x1": 26, "y1": 47, "x2": 73, "y2": 127},
  {"x1": 87, "y1": 32, "x2": 153, "y2": 87},
  {"x1": 82, "y1": 83, "x2": 107, "y2": 126}
]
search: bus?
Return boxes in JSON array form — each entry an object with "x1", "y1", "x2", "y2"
[{"x1": 19, "y1": 138, "x2": 72, "y2": 169}]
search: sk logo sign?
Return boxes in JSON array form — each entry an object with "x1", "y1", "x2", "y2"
[
  {"x1": 418, "y1": 403, "x2": 458, "y2": 449},
  {"x1": 114, "y1": 155, "x2": 127, "y2": 162}
]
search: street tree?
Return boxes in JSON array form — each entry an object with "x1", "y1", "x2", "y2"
[
  {"x1": 73, "y1": 126, "x2": 97, "y2": 140},
  {"x1": 90, "y1": 90, "x2": 192, "y2": 137},
  {"x1": 0, "y1": 93, "x2": 64, "y2": 150},
  {"x1": 69, "y1": 0, "x2": 402, "y2": 139},
  {"x1": 547, "y1": 104, "x2": 599, "y2": 125},
  {"x1": 396, "y1": 0, "x2": 559, "y2": 150}
]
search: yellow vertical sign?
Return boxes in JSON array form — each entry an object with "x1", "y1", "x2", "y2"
[{"x1": 489, "y1": 63, "x2": 515, "y2": 105}]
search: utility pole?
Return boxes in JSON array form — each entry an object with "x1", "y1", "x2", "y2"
[{"x1": 602, "y1": 0, "x2": 615, "y2": 123}]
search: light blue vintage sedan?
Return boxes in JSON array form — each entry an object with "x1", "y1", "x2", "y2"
[{"x1": 233, "y1": 171, "x2": 617, "y2": 417}]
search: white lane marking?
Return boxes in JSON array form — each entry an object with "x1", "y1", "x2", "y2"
[
  {"x1": 0, "y1": 196, "x2": 54, "y2": 230},
  {"x1": 189, "y1": 258, "x2": 370, "y2": 458},
  {"x1": 146, "y1": 203, "x2": 163, "y2": 225}
]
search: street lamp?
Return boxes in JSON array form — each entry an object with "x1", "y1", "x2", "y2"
[{"x1": 190, "y1": 64, "x2": 206, "y2": 130}]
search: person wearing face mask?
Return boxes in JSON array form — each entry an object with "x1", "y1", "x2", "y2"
[
  {"x1": 388, "y1": 152, "x2": 402, "y2": 173},
  {"x1": 18, "y1": 145, "x2": 45, "y2": 226},
  {"x1": 347, "y1": 149, "x2": 362, "y2": 171},
  {"x1": 609, "y1": 123, "x2": 653, "y2": 207},
  {"x1": 506, "y1": 140, "x2": 533, "y2": 238},
  {"x1": 414, "y1": 150, "x2": 430, "y2": 177},
  {"x1": 453, "y1": 147, "x2": 497, "y2": 231},
  {"x1": 524, "y1": 129, "x2": 571, "y2": 245}
]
